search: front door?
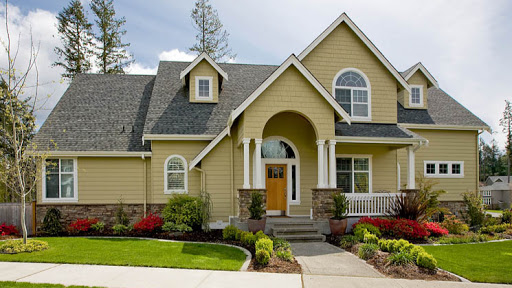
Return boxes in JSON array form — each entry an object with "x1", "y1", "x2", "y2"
[{"x1": 266, "y1": 164, "x2": 287, "y2": 212}]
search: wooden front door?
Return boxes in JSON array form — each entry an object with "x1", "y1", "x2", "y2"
[{"x1": 266, "y1": 164, "x2": 287, "y2": 211}]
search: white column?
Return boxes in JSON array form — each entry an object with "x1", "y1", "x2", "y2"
[
  {"x1": 243, "y1": 138, "x2": 251, "y2": 189},
  {"x1": 323, "y1": 146, "x2": 328, "y2": 186},
  {"x1": 317, "y1": 140, "x2": 326, "y2": 188},
  {"x1": 406, "y1": 146, "x2": 415, "y2": 189},
  {"x1": 329, "y1": 140, "x2": 337, "y2": 188},
  {"x1": 254, "y1": 138, "x2": 262, "y2": 189}
]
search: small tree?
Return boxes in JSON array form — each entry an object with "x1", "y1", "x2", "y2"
[
  {"x1": 189, "y1": 0, "x2": 236, "y2": 61},
  {"x1": 90, "y1": 0, "x2": 133, "y2": 74},
  {"x1": 331, "y1": 192, "x2": 349, "y2": 220},
  {"x1": 500, "y1": 100, "x2": 512, "y2": 183},
  {"x1": 461, "y1": 191, "x2": 485, "y2": 227},
  {"x1": 248, "y1": 192, "x2": 264, "y2": 220}
]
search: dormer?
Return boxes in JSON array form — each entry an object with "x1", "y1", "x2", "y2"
[
  {"x1": 179, "y1": 52, "x2": 228, "y2": 103},
  {"x1": 398, "y1": 62, "x2": 439, "y2": 109}
]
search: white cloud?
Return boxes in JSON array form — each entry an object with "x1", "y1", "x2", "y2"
[
  {"x1": 158, "y1": 49, "x2": 196, "y2": 61},
  {"x1": 125, "y1": 62, "x2": 157, "y2": 75}
]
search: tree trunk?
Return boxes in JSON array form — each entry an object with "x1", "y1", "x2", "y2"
[{"x1": 21, "y1": 196, "x2": 27, "y2": 244}]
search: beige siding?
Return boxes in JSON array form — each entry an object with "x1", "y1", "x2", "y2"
[
  {"x1": 242, "y1": 65, "x2": 335, "y2": 140},
  {"x1": 398, "y1": 130, "x2": 479, "y2": 201},
  {"x1": 189, "y1": 59, "x2": 219, "y2": 103},
  {"x1": 403, "y1": 71, "x2": 428, "y2": 109},
  {"x1": 302, "y1": 22, "x2": 399, "y2": 124}
]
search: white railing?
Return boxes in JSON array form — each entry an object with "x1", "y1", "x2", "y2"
[{"x1": 345, "y1": 193, "x2": 405, "y2": 216}]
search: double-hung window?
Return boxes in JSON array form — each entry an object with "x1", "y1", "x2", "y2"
[
  {"x1": 336, "y1": 156, "x2": 371, "y2": 193},
  {"x1": 43, "y1": 159, "x2": 77, "y2": 202},
  {"x1": 195, "y1": 76, "x2": 213, "y2": 100},
  {"x1": 424, "y1": 161, "x2": 464, "y2": 178},
  {"x1": 333, "y1": 69, "x2": 371, "y2": 120},
  {"x1": 409, "y1": 85, "x2": 423, "y2": 107}
]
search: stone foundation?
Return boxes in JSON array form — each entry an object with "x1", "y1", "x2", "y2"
[
  {"x1": 439, "y1": 201, "x2": 466, "y2": 216},
  {"x1": 312, "y1": 188, "x2": 343, "y2": 220},
  {"x1": 237, "y1": 189, "x2": 266, "y2": 222},
  {"x1": 35, "y1": 203, "x2": 166, "y2": 232}
]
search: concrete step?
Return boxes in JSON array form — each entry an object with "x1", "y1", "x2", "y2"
[
  {"x1": 272, "y1": 223, "x2": 315, "y2": 230},
  {"x1": 278, "y1": 234, "x2": 326, "y2": 243},
  {"x1": 272, "y1": 227, "x2": 320, "y2": 237}
]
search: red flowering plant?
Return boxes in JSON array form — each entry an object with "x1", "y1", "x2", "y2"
[
  {"x1": 423, "y1": 222, "x2": 449, "y2": 237},
  {"x1": 133, "y1": 213, "x2": 163, "y2": 233},
  {"x1": 67, "y1": 218, "x2": 99, "y2": 234},
  {"x1": 0, "y1": 223, "x2": 19, "y2": 236},
  {"x1": 352, "y1": 217, "x2": 430, "y2": 240}
]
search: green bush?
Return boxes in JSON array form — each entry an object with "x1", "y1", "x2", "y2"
[
  {"x1": 416, "y1": 252, "x2": 437, "y2": 270},
  {"x1": 483, "y1": 215, "x2": 500, "y2": 227},
  {"x1": 222, "y1": 225, "x2": 239, "y2": 240},
  {"x1": 162, "y1": 195, "x2": 203, "y2": 229},
  {"x1": 410, "y1": 245, "x2": 426, "y2": 260},
  {"x1": 340, "y1": 235, "x2": 360, "y2": 249},
  {"x1": 112, "y1": 224, "x2": 129, "y2": 235},
  {"x1": 437, "y1": 233, "x2": 493, "y2": 244},
  {"x1": 115, "y1": 199, "x2": 130, "y2": 226},
  {"x1": 249, "y1": 192, "x2": 265, "y2": 220},
  {"x1": 353, "y1": 223, "x2": 381, "y2": 241},
  {"x1": 256, "y1": 249, "x2": 270, "y2": 265},
  {"x1": 162, "y1": 222, "x2": 192, "y2": 232},
  {"x1": 41, "y1": 208, "x2": 62, "y2": 236},
  {"x1": 272, "y1": 237, "x2": 291, "y2": 251},
  {"x1": 255, "y1": 238, "x2": 273, "y2": 255},
  {"x1": 441, "y1": 215, "x2": 469, "y2": 234},
  {"x1": 276, "y1": 249, "x2": 293, "y2": 262},
  {"x1": 461, "y1": 191, "x2": 485, "y2": 227},
  {"x1": 358, "y1": 243, "x2": 378, "y2": 260},
  {"x1": 255, "y1": 230, "x2": 269, "y2": 242},
  {"x1": 0, "y1": 240, "x2": 49, "y2": 254},
  {"x1": 90, "y1": 222, "x2": 105, "y2": 232},
  {"x1": 364, "y1": 233, "x2": 378, "y2": 244},
  {"x1": 395, "y1": 239, "x2": 411, "y2": 251},
  {"x1": 332, "y1": 192, "x2": 349, "y2": 220},
  {"x1": 235, "y1": 229, "x2": 243, "y2": 241},
  {"x1": 479, "y1": 223, "x2": 512, "y2": 234},
  {"x1": 388, "y1": 250, "x2": 414, "y2": 266},
  {"x1": 503, "y1": 210, "x2": 512, "y2": 224},
  {"x1": 378, "y1": 239, "x2": 390, "y2": 252},
  {"x1": 240, "y1": 231, "x2": 256, "y2": 246}
]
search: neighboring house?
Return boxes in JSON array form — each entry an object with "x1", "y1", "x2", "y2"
[
  {"x1": 480, "y1": 176, "x2": 512, "y2": 210},
  {"x1": 33, "y1": 13, "x2": 489, "y2": 229}
]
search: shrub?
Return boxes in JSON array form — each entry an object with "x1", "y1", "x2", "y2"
[
  {"x1": 162, "y1": 195, "x2": 203, "y2": 229},
  {"x1": 480, "y1": 223, "x2": 512, "y2": 234},
  {"x1": 222, "y1": 225, "x2": 239, "y2": 240},
  {"x1": 340, "y1": 235, "x2": 359, "y2": 249},
  {"x1": 461, "y1": 191, "x2": 485, "y2": 227},
  {"x1": 199, "y1": 191, "x2": 213, "y2": 232},
  {"x1": 364, "y1": 233, "x2": 378, "y2": 244},
  {"x1": 112, "y1": 224, "x2": 128, "y2": 235},
  {"x1": 332, "y1": 192, "x2": 349, "y2": 220},
  {"x1": 248, "y1": 192, "x2": 265, "y2": 220},
  {"x1": 115, "y1": 199, "x2": 130, "y2": 226},
  {"x1": 276, "y1": 249, "x2": 293, "y2": 262},
  {"x1": 255, "y1": 238, "x2": 273, "y2": 255},
  {"x1": 0, "y1": 223, "x2": 18, "y2": 236},
  {"x1": 133, "y1": 213, "x2": 163, "y2": 233},
  {"x1": 410, "y1": 245, "x2": 426, "y2": 260},
  {"x1": 0, "y1": 240, "x2": 49, "y2": 254},
  {"x1": 256, "y1": 249, "x2": 270, "y2": 265},
  {"x1": 423, "y1": 222, "x2": 449, "y2": 237},
  {"x1": 502, "y1": 210, "x2": 512, "y2": 224},
  {"x1": 272, "y1": 237, "x2": 291, "y2": 251},
  {"x1": 353, "y1": 223, "x2": 381, "y2": 241},
  {"x1": 388, "y1": 250, "x2": 414, "y2": 266},
  {"x1": 162, "y1": 222, "x2": 192, "y2": 232},
  {"x1": 378, "y1": 239, "x2": 390, "y2": 252},
  {"x1": 67, "y1": 218, "x2": 99, "y2": 234},
  {"x1": 90, "y1": 222, "x2": 105, "y2": 232},
  {"x1": 235, "y1": 229, "x2": 243, "y2": 241},
  {"x1": 390, "y1": 219, "x2": 430, "y2": 240},
  {"x1": 254, "y1": 231, "x2": 269, "y2": 242},
  {"x1": 358, "y1": 243, "x2": 378, "y2": 260},
  {"x1": 437, "y1": 233, "x2": 493, "y2": 244},
  {"x1": 41, "y1": 208, "x2": 62, "y2": 235},
  {"x1": 441, "y1": 215, "x2": 469, "y2": 235},
  {"x1": 240, "y1": 231, "x2": 256, "y2": 246},
  {"x1": 416, "y1": 252, "x2": 437, "y2": 270},
  {"x1": 354, "y1": 217, "x2": 393, "y2": 232}
]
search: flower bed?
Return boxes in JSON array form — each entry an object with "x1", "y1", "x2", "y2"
[{"x1": 0, "y1": 223, "x2": 19, "y2": 236}]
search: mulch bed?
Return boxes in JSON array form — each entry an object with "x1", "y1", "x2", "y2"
[{"x1": 248, "y1": 256, "x2": 301, "y2": 274}]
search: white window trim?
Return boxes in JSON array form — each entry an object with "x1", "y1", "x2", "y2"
[
  {"x1": 409, "y1": 85, "x2": 424, "y2": 107},
  {"x1": 423, "y1": 161, "x2": 464, "y2": 178},
  {"x1": 332, "y1": 68, "x2": 372, "y2": 122},
  {"x1": 482, "y1": 190, "x2": 491, "y2": 197},
  {"x1": 164, "y1": 155, "x2": 188, "y2": 194},
  {"x1": 42, "y1": 158, "x2": 78, "y2": 203},
  {"x1": 335, "y1": 154, "x2": 373, "y2": 193},
  {"x1": 195, "y1": 76, "x2": 213, "y2": 101}
]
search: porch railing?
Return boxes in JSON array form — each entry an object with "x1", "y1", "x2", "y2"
[{"x1": 346, "y1": 193, "x2": 405, "y2": 216}]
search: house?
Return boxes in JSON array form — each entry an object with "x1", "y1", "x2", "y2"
[
  {"x1": 480, "y1": 176, "x2": 512, "y2": 210},
  {"x1": 33, "y1": 13, "x2": 489, "y2": 231}
]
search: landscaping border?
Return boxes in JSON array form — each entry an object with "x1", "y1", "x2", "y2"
[{"x1": 417, "y1": 238, "x2": 512, "y2": 246}]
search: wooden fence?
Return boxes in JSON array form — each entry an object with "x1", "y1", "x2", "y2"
[{"x1": 0, "y1": 202, "x2": 36, "y2": 235}]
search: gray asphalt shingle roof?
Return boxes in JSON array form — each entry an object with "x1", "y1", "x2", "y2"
[{"x1": 335, "y1": 123, "x2": 414, "y2": 138}]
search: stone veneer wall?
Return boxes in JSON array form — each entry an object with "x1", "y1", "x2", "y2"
[
  {"x1": 439, "y1": 201, "x2": 466, "y2": 216},
  {"x1": 312, "y1": 188, "x2": 343, "y2": 220},
  {"x1": 35, "y1": 204, "x2": 166, "y2": 232},
  {"x1": 238, "y1": 189, "x2": 267, "y2": 222}
]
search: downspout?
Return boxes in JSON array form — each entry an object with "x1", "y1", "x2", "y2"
[
  {"x1": 194, "y1": 167, "x2": 206, "y2": 192},
  {"x1": 230, "y1": 133, "x2": 234, "y2": 216},
  {"x1": 142, "y1": 154, "x2": 147, "y2": 217},
  {"x1": 477, "y1": 130, "x2": 484, "y2": 190}
]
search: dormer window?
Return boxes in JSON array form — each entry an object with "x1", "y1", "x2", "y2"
[
  {"x1": 409, "y1": 85, "x2": 423, "y2": 107},
  {"x1": 333, "y1": 68, "x2": 371, "y2": 121},
  {"x1": 195, "y1": 76, "x2": 213, "y2": 100}
]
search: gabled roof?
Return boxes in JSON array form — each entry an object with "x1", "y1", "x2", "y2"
[
  {"x1": 401, "y1": 62, "x2": 439, "y2": 89},
  {"x1": 297, "y1": 13, "x2": 411, "y2": 93},
  {"x1": 179, "y1": 52, "x2": 229, "y2": 81}
]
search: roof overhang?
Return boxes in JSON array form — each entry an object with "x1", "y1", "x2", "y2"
[
  {"x1": 143, "y1": 134, "x2": 216, "y2": 141},
  {"x1": 29, "y1": 151, "x2": 152, "y2": 157},
  {"x1": 403, "y1": 62, "x2": 439, "y2": 89},
  {"x1": 297, "y1": 13, "x2": 411, "y2": 93},
  {"x1": 398, "y1": 123, "x2": 491, "y2": 132},
  {"x1": 179, "y1": 52, "x2": 228, "y2": 81},
  {"x1": 335, "y1": 136, "x2": 428, "y2": 146}
]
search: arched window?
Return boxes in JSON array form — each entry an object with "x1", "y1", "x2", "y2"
[
  {"x1": 164, "y1": 155, "x2": 187, "y2": 194},
  {"x1": 261, "y1": 140, "x2": 295, "y2": 159},
  {"x1": 333, "y1": 69, "x2": 371, "y2": 120}
]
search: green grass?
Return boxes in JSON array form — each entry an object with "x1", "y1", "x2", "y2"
[
  {"x1": 486, "y1": 210, "x2": 504, "y2": 214},
  {"x1": 423, "y1": 241, "x2": 512, "y2": 284},
  {"x1": 0, "y1": 237, "x2": 246, "y2": 271},
  {"x1": 0, "y1": 282, "x2": 101, "y2": 288}
]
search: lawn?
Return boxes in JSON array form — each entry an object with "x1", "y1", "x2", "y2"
[
  {"x1": 486, "y1": 210, "x2": 504, "y2": 214},
  {"x1": 0, "y1": 282, "x2": 101, "y2": 288},
  {"x1": 423, "y1": 241, "x2": 512, "y2": 284},
  {"x1": 0, "y1": 237, "x2": 246, "y2": 271}
]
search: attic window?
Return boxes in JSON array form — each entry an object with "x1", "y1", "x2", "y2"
[
  {"x1": 333, "y1": 69, "x2": 371, "y2": 121},
  {"x1": 409, "y1": 85, "x2": 423, "y2": 107},
  {"x1": 195, "y1": 76, "x2": 213, "y2": 100}
]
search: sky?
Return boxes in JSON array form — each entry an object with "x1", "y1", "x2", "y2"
[{"x1": 1, "y1": 0, "x2": 511, "y2": 149}]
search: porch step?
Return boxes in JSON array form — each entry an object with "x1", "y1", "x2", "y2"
[
  {"x1": 272, "y1": 227, "x2": 319, "y2": 236},
  {"x1": 277, "y1": 234, "x2": 326, "y2": 243},
  {"x1": 270, "y1": 221, "x2": 325, "y2": 242}
]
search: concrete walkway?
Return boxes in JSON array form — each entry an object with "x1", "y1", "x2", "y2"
[{"x1": 291, "y1": 242, "x2": 383, "y2": 278}]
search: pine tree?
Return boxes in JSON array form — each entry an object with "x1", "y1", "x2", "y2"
[
  {"x1": 90, "y1": 0, "x2": 133, "y2": 74},
  {"x1": 189, "y1": 0, "x2": 236, "y2": 62},
  {"x1": 500, "y1": 100, "x2": 512, "y2": 183},
  {"x1": 54, "y1": 0, "x2": 94, "y2": 79}
]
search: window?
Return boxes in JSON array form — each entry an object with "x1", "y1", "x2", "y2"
[
  {"x1": 483, "y1": 197, "x2": 491, "y2": 205},
  {"x1": 424, "y1": 161, "x2": 464, "y2": 178},
  {"x1": 333, "y1": 69, "x2": 371, "y2": 120},
  {"x1": 165, "y1": 155, "x2": 187, "y2": 194},
  {"x1": 482, "y1": 190, "x2": 491, "y2": 197},
  {"x1": 43, "y1": 159, "x2": 77, "y2": 202},
  {"x1": 409, "y1": 85, "x2": 423, "y2": 107},
  {"x1": 336, "y1": 156, "x2": 371, "y2": 193},
  {"x1": 261, "y1": 140, "x2": 295, "y2": 159},
  {"x1": 195, "y1": 76, "x2": 213, "y2": 100}
]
